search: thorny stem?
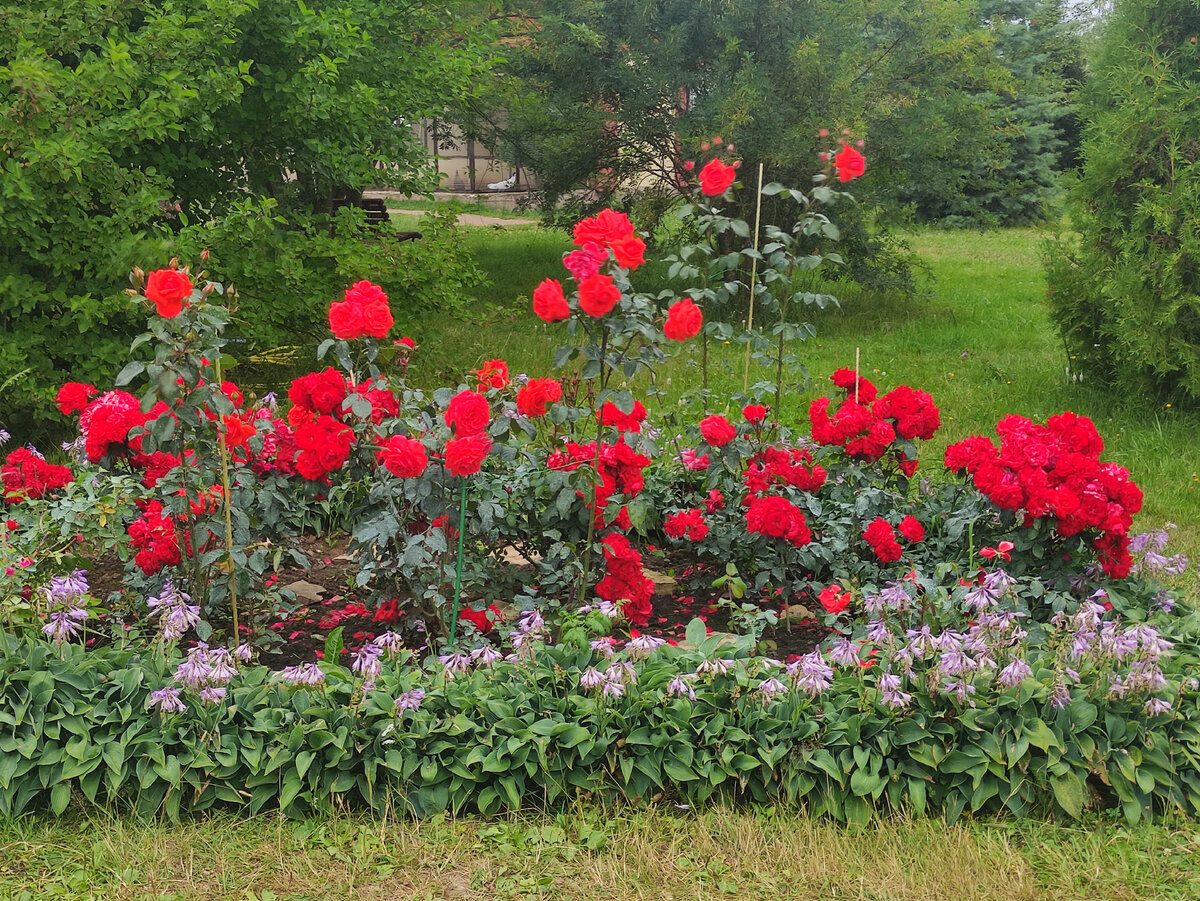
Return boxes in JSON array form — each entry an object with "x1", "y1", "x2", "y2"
[
  {"x1": 213, "y1": 357, "x2": 241, "y2": 642},
  {"x1": 576, "y1": 325, "x2": 609, "y2": 610}
]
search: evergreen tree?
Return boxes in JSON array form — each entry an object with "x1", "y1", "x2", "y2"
[{"x1": 1045, "y1": 0, "x2": 1200, "y2": 402}]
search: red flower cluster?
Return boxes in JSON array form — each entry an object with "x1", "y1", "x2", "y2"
[
  {"x1": 599, "y1": 399, "x2": 647, "y2": 433},
  {"x1": 742, "y1": 446, "x2": 827, "y2": 498},
  {"x1": 128, "y1": 500, "x2": 182, "y2": 575},
  {"x1": 328, "y1": 279, "x2": 393, "y2": 340},
  {"x1": 288, "y1": 368, "x2": 348, "y2": 425},
  {"x1": 810, "y1": 372, "x2": 939, "y2": 473},
  {"x1": 699, "y1": 414, "x2": 737, "y2": 447},
  {"x1": 571, "y1": 208, "x2": 644, "y2": 273},
  {"x1": 664, "y1": 509, "x2": 708, "y2": 542},
  {"x1": 354, "y1": 379, "x2": 400, "y2": 424},
  {"x1": 547, "y1": 438, "x2": 650, "y2": 528},
  {"x1": 745, "y1": 495, "x2": 811, "y2": 547},
  {"x1": 516, "y1": 378, "x2": 563, "y2": 417},
  {"x1": 444, "y1": 389, "x2": 490, "y2": 436},
  {"x1": 293, "y1": 415, "x2": 355, "y2": 481},
  {"x1": 476, "y1": 359, "x2": 509, "y2": 392},
  {"x1": 663, "y1": 298, "x2": 703, "y2": 341},
  {"x1": 77, "y1": 390, "x2": 150, "y2": 462},
  {"x1": 862, "y1": 515, "x2": 923, "y2": 564},
  {"x1": 459, "y1": 604, "x2": 502, "y2": 633},
  {"x1": 596, "y1": 533, "x2": 654, "y2": 625},
  {"x1": 944, "y1": 412, "x2": 1143, "y2": 577},
  {"x1": 1, "y1": 449, "x2": 72, "y2": 502}
]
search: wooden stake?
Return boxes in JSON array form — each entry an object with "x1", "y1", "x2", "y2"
[{"x1": 742, "y1": 162, "x2": 766, "y2": 395}]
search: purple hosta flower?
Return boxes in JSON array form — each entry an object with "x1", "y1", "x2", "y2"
[
  {"x1": 0, "y1": 429, "x2": 9, "y2": 446},
  {"x1": 174, "y1": 645, "x2": 213, "y2": 690},
  {"x1": 1070, "y1": 629, "x2": 1094, "y2": 662},
  {"x1": 611, "y1": 660, "x2": 638, "y2": 685},
  {"x1": 1124, "y1": 660, "x2": 1168, "y2": 694},
  {"x1": 878, "y1": 581, "x2": 912, "y2": 611},
  {"x1": 627, "y1": 633, "x2": 666, "y2": 660},
  {"x1": 23, "y1": 444, "x2": 44, "y2": 461},
  {"x1": 788, "y1": 652, "x2": 833, "y2": 698},
  {"x1": 877, "y1": 671, "x2": 911, "y2": 709},
  {"x1": 43, "y1": 607, "x2": 88, "y2": 645},
  {"x1": 280, "y1": 663, "x2": 325, "y2": 687},
  {"x1": 981, "y1": 568, "x2": 1014, "y2": 596},
  {"x1": 234, "y1": 643, "x2": 253, "y2": 663},
  {"x1": 597, "y1": 600, "x2": 622, "y2": 619},
  {"x1": 1133, "y1": 624, "x2": 1174, "y2": 660},
  {"x1": 590, "y1": 637, "x2": 617, "y2": 659},
  {"x1": 352, "y1": 642, "x2": 383, "y2": 678},
  {"x1": 904, "y1": 625, "x2": 935, "y2": 659},
  {"x1": 360, "y1": 679, "x2": 376, "y2": 695},
  {"x1": 942, "y1": 679, "x2": 977, "y2": 706},
  {"x1": 1155, "y1": 590, "x2": 1177, "y2": 614},
  {"x1": 518, "y1": 609, "x2": 545, "y2": 635},
  {"x1": 601, "y1": 669, "x2": 626, "y2": 699},
  {"x1": 963, "y1": 583, "x2": 998, "y2": 613},
  {"x1": 470, "y1": 645, "x2": 503, "y2": 667},
  {"x1": 579, "y1": 667, "x2": 605, "y2": 690},
  {"x1": 45, "y1": 570, "x2": 89, "y2": 603},
  {"x1": 376, "y1": 631, "x2": 405, "y2": 655},
  {"x1": 696, "y1": 658, "x2": 735, "y2": 677},
  {"x1": 206, "y1": 647, "x2": 238, "y2": 685},
  {"x1": 261, "y1": 392, "x2": 278, "y2": 411},
  {"x1": 939, "y1": 646, "x2": 978, "y2": 678},
  {"x1": 197, "y1": 685, "x2": 227, "y2": 705},
  {"x1": 757, "y1": 657, "x2": 784, "y2": 671},
  {"x1": 757, "y1": 677, "x2": 788, "y2": 701},
  {"x1": 1144, "y1": 696, "x2": 1173, "y2": 717},
  {"x1": 147, "y1": 580, "x2": 201, "y2": 643},
  {"x1": 827, "y1": 637, "x2": 859, "y2": 669},
  {"x1": 997, "y1": 657, "x2": 1033, "y2": 688},
  {"x1": 666, "y1": 674, "x2": 696, "y2": 700},
  {"x1": 394, "y1": 688, "x2": 426, "y2": 713},
  {"x1": 862, "y1": 592, "x2": 887, "y2": 617},
  {"x1": 891, "y1": 645, "x2": 916, "y2": 677},
  {"x1": 866, "y1": 619, "x2": 890, "y2": 645},
  {"x1": 438, "y1": 652, "x2": 472, "y2": 678},
  {"x1": 1049, "y1": 678, "x2": 1071, "y2": 710},
  {"x1": 148, "y1": 686, "x2": 186, "y2": 714}
]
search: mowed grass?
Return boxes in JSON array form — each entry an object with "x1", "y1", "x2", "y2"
[
  {"x1": 408, "y1": 222, "x2": 1200, "y2": 564},
  {"x1": 2, "y1": 808, "x2": 1199, "y2": 901}
]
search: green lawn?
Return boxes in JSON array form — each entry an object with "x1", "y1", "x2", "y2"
[{"x1": 3, "y1": 809, "x2": 1198, "y2": 900}]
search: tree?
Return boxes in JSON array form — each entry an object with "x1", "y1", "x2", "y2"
[{"x1": 1044, "y1": 0, "x2": 1200, "y2": 403}]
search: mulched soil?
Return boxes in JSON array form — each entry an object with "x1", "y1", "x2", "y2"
[{"x1": 80, "y1": 534, "x2": 825, "y2": 667}]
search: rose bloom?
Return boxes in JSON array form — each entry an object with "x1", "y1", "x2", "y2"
[
  {"x1": 818, "y1": 584, "x2": 851, "y2": 615},
  {"x1": 56, "y1": 382, "x2": 97, "y2": 416},
  {"x1": 742, "y1": 404, "x2": 767, "y2": 423},
  {"x1": 444, "y1": 390, "x2": 490, "y2": 436},
  {"x1": 445, "y1": 433, "x2": 492, "y2": 477},
  {"x1": 377, "y1": 435, "x2": 428, "y2": 478},
  {"x1": 476, "y1": 359, "x2": 509, "y2": 391},
  {"x1": 898, "y1": 515, "x2": 925, "y2": 543},
  {"x1": 572, "y1": 208, "x2": 635, "y2": 247},
  {"x1": 680, "y1": 449, "x2": 710, "y2": 471},
  {"x1": 663, "y1": 298, "x2": 703, "y2": 341},
  {"x1": 327, "y1": 299, "x2": 364, "y2": 339},
  {"x1": 144, "y1": 269, "x2": 193, "y2": 317},
  {"x1": 599, "y1": 400, "x2": 647, "y2": 432},
  {"x1": 532, "y1": 278, "x2": 570, "y2": 322},
  {"x1": 360, "y1": 299, "x2": 393, "y2": 339},
  {"x1": 698, "y1": 158, "x2": 737, "y2": 196},
  {"x1": 577, "y1": 274, "x2": 621, "y2": 317},
  {"x1": 699, "y1": 413, "x2": 737, "y2": 447},
  {"x1": 610, "y1": 235, "x2": 646, "y2": 270},
  {"x1": 834, "y1": 143, "x2": 866, "y2": 182},
  {"x1": 516, "y1": 378, "x2": 563, "y2": 417}
]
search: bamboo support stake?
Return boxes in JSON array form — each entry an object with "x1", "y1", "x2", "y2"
[{"x1": 742, "y1": 162, "x2": 766, "y2": 395}]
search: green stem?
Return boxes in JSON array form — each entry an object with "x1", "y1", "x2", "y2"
[
  {"x1": 449, "y1": 479, "x2": 468, "y2": 647},
  {"x1": 576, "y1": 326, "x2": 609, "y2": 609}
]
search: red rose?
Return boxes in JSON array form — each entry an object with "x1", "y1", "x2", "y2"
[
  {"x1": 577, "y1": 274, "x2": 620, "y2": 317},
  {"x1": 532, "y1": 278, "x2": 571, "y2": 322},
  {"x1": 360, "y1": 300, "x2": 393, "y2": 339},
  {"x1": 834, "y1": 143, "x2": 866, "y2": 182},
  {"x1": 476, "y1": 359, "x2": 509, "y2": 391},
  {"x1": 898, "y1": 515, "x2": 925, "y2": 543},
  {"x1": 818, "y1": 584, "x2": 851, "y2": 615},
  {"x1": 328, "y1": 300, "x2": 364, "y2": 339},
  {"x1": 56, "y1": 382, "x2": 97, "y2": 416},
  {"x1": 444, "y1": 389, "x2": 490, "y2": 436},
  {"x1": 445, "y1": 433, "x2": 492, "y2": 477},
  {"x1": 572, "y1": 208, "x2": 635, "y2": 247},
  {"x1": 378, "y1": 435, "x2": 429, "y2": 478},
  {"x1": 610, "y1": 235, "x2": 646, "y2": 270},
  {"x1": 516, "y1": 378, "x2": 562, "y2": 417},
  {"x1": 742, "y1": 404, "x2": 767, "y2": 423},
  {"x1": 345, "y1": 280, "x2": 388, "y2": 307},
  {"x1": 698, "y1": 158, "x2": 737, "y2": 196},
  {"x1": 745, "y1": 495, "x2": 811, "y2": 546},
  {"x1": 144, "y1": 269, "x2": 193, "y2": 318},
  {"x1": 699, "y1": 413, "x2": 736, "y2": 447},
  {"x1": 305, "y1": 369, "x2": 349, "y2": 414},
  {"x1": 663, "y1": 298, "x2": 703, "y2": 341},
  {"x1": 599, "y1": 400, "x2": 647, "y2": 432}
]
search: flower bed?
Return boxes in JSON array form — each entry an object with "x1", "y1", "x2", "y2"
[{"x1": 2, "y1": 149, "x2": 1198, "y2": 823}]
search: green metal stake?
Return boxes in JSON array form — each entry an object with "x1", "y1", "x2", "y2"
[{"x1": 448, "y1": 479, "x2": 468, "y2": 646}]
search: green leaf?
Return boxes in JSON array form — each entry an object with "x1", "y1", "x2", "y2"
[
  {"x1": 685, "y1": 617, "x2": 707, "y2": 648},
  {"x1": 50, "y1": 782, "x2": 71, "y2": 816},
  {"x1": 1051, "y1": 771, "x2": 1085, "y2": 820},
  {"x1": 324, "y1": 627, "x2": 344, "y2": 666}
]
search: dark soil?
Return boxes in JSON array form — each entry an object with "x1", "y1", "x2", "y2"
[{"x1": 81, "y1": 534, "x2": 825, "y2": 667}]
